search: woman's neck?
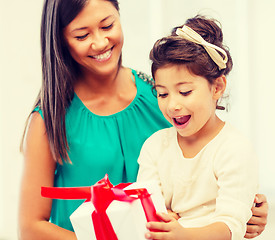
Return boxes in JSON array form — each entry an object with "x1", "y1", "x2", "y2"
[
  {"x1": 75, "y1": 66, "x2": 122, "y2": 97},
  {"x1": 73, "y1": 67, "x2": 137, "y2": 116}
]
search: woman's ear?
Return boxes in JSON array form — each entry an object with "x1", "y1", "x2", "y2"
[{"x1": 213, "y1": 75, "x2": 226, "y2": 100}]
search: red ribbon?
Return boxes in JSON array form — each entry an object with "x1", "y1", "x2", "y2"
[{"x1": 41, "y1": 175, "x2": 160, "y2": 240}]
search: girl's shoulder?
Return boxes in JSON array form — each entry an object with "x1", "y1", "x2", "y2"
[
  {"x1": 212, "y1": 122, "x2": 256, "y2": 158},
  {"x1": 143, "y1": 127, "x2": 175, "y2": 149},
  {"x1": 218, "y1": 123, "x2": 252, "y2": 145}
]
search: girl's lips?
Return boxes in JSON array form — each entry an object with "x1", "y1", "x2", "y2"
[{"x1": 173, "y1": 115, "x2": 191, "y2": 129}]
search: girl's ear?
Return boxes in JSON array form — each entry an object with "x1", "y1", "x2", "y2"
[{"x1": 213, "y1": 75, "x2": 226, "y2": 100}]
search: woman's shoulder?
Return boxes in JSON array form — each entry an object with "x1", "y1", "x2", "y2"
[
  {"x1": 132, "y1": 69, "x2": 155, "y2": 86},
  {"x1": 32, "y1": 105, "x2": 44, "y2": 119},
  {"x1": 23, "y1": 110, "x2": 49, "y2": 153}
]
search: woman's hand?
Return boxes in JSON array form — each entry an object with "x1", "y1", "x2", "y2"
[{"x1": 245, "y1": 194, "x2": 268, "y2": 239}]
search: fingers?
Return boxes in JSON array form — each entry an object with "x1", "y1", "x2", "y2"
[
  {"x1": 244, "y1": 231, "x2": 259, "y2": 239},
  {"x1": 246, "y1": 195, "x2": 268, "y2": 239},
  {"x1": 147, "y1": 221, "x2": 170, "y2": 232},
  {"x1": 167, "y1": 209, "x2": 180, "y2": 220},
  {"x1": 247, "y1": 215, "x2": 260, "y2": 225},
  {"x1": 245, "y1": 224, "x2": 265, "y2": 239},
  {"x1": 145, "y1": 213, "x2": 176, "y2": 239},
  {"x1": 156, "y1": 212, "x2": 176, "y2": 223},
  {"x1": 254, "y1": 194, "x2": 267, "y2": 204},
  {"x1": 145, "y1": 230, "x2": 169, "y2": 240},
  {"x1": 245, "y1": 218, "x2": 266, "y2": 239},
  {"x1": 145, "y1": 221, "x2": 171, "y2": 240},
  {"x1": 246, "y1": 224, "x2": 258, "y2": 233},
  {"x1": 146, "y1": 213, "x2": 175, "y2": 232},
  {"x1": 245, "y1": 224, "x2": 260, "y2": 239},
  {"x1": 251, "y1": 204, "x2": 268, "y2": 218},
  {"x1": 247, "y1": 213, "x2": 267, "y2": 226}
]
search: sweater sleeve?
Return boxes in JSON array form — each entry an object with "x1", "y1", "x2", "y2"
[
  {"x1": 136, "y1": 133, "x2": 161, "y2": 186},
  {"x1": 211, "y1": 136, "x2": 258, "y2": 240}
]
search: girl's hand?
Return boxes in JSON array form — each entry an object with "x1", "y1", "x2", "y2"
[
  {"x1": 245, "y1": 194, "x2": 268, "y2": 239},
  {"x1": 167, "y1": 209, "x2": 180, "y2": 220},
  {"x1": 145, "y1": 212, "x2": 185, "y2": 240}
]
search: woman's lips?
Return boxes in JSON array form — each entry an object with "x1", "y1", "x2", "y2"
[
  {"x1": 173, "y1": 115, "x2": 191, "y2": 129},
  {"x1": 89, "y1": 47, "x2": 113, "y2": 62}
]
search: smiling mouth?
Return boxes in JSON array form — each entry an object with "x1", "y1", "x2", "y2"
[
  {"x1": 173, "y1": 115, "x2": 191, "y2": 127},
  {"x1": 90, "y1": 47, "x2": 113, "y2": 61}
]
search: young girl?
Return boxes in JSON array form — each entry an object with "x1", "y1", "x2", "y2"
[{"x1": 137, "y1": 15, "x2": 259, "y2": 240}]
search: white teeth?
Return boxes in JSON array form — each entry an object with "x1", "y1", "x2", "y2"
[{"x1": 93, "y1": 49, "x2": 112, "y2": 60}]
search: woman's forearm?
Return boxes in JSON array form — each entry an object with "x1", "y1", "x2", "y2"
[{"x1": 19, "y1": 220, "x2": 77, "y2": 240}]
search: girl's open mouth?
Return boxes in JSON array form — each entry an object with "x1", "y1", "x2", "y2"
[{"x1": 173, "y1": 115, "x2": 191, "y2": 128}]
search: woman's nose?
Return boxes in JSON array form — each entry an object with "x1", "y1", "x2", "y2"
[{"x1": 90, "y1": 32, "x2": 109, "y2": 51}]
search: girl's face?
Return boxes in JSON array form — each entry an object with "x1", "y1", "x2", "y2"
[
  {"x1": 154, "y1": 64, "x2": 225, "y2": 141},
  {"x1": 63, "y1": 0, "x2": 123, "y2": 77}
]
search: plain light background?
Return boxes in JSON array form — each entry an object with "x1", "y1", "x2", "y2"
[{"x1": 0, "y1": 0, "x2": 274, "y2": 239}]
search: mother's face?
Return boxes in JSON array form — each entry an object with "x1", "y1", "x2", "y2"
[{"x1": 63, "y1": 0, "x2": 124, "y2": 77}]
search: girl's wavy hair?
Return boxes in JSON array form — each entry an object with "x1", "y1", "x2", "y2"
[
  {"x1": 21, "y1": 0, "x2": 120, "y2": 163},
  {"x1": 150, "y1": 15, "x2": 233, "y2": 110}
]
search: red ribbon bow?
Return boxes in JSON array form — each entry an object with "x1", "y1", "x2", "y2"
[{"x1": 41, "y1": 175, "x2": 160, "y2": 240}]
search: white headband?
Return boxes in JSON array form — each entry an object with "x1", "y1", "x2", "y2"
[{"x1": 175, "y1": 25, "x2": 228, "y2": 70}]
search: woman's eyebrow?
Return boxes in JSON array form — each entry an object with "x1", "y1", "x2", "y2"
[
  {"x1": 72, "y1": 27, "x2": 88, "y2": 32},
  {"x1": 72, "y1": 15, "x2": 114, "y2": 32}
]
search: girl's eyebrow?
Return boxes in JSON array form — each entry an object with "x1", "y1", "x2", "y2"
[
  {"x1": 154, "y1": 82, "x2": 191, "y2": 88},
  {"x1": 176, "y1": 81, "x2": 192, "y2": 86},
  {"x1": 72, "y1": 15, "x2": 114, "y2": 32}
]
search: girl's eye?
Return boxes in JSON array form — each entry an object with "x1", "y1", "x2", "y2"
[
  {"x1": 102, "y1": 23, "x2": 114, "y2": 30},
  {"x1": 158, "y1": 93, "x2": 168, "y2": 98},
  {"x1": 75, "y1": 33, "x2": 89, "y2": 40},
  {"x1": 180, "y1": 90, "x2": 192, "y2": 96}
]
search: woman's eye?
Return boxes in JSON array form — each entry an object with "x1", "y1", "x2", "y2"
[
  {"x1": 180, "y1": 90, "x2": 192, "y2": 96},
  {"x1": 102, "y1": 23, "x2": 114, "y2": 30},
  {"x1": 75, "y1": 33, "x2": 89, "y2": 40}
]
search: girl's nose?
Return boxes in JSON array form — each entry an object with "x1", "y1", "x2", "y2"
[{"x1": 167, "y1": 98, "x2": 182, "y2": 113}]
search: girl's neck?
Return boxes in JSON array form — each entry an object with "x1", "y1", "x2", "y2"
[{"x1": 177, "y1": 115, "x2": 225, "y2": 158}]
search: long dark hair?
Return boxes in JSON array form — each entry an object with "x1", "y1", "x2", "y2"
[{"x1": 22, "y1": 0, "x2": 120, "y2": 163}]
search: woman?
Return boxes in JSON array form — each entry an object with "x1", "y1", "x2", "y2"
[{"x1": 18, "y1": 0, "x2": 268, "y2": 239}]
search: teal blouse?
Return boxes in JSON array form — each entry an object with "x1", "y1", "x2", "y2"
[{"x1": 36, "y1": 69, "x2": 170, "y2": 231}]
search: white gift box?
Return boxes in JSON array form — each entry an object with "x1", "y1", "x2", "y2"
[{"x1": 70, "y1": 181, "x2": 167, "y2": 240}]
